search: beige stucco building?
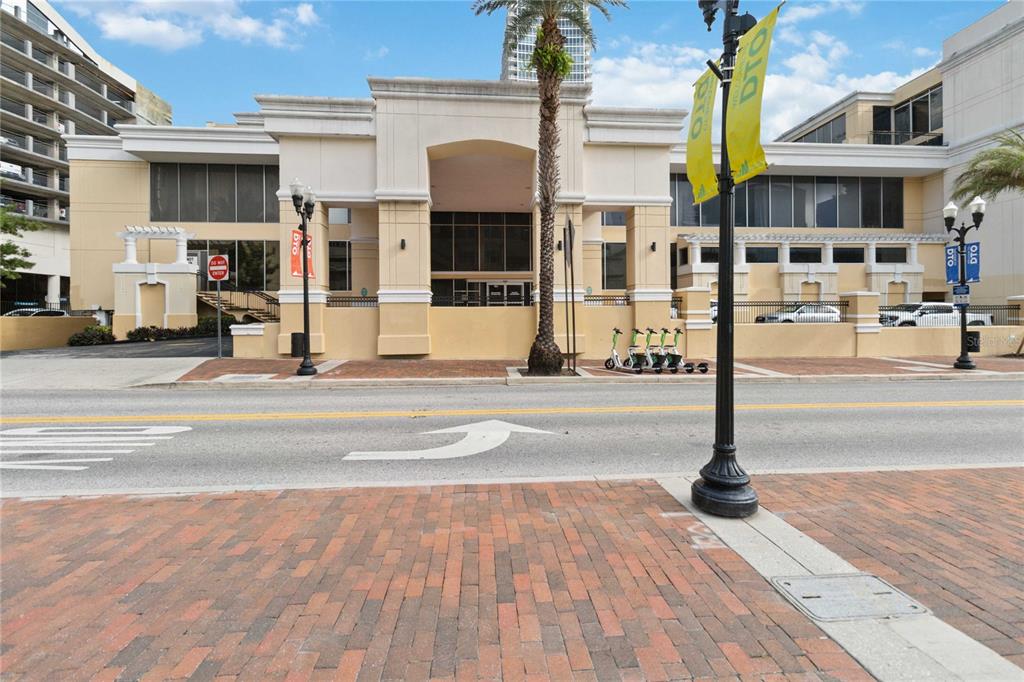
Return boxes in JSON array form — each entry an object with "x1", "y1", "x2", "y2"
[{"x1": 62, "y1": 3, "x2": 1022, "y2": 361}]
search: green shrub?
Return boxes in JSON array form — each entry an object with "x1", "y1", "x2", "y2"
[
  {"x1": 194, "y1": 316, "x2": 235, "y2": 336},
  {"x1": 124, "y1": 317, "x2": 232, "y2": 342},
  {"x1": 68, "y1": 325, "x2": 115, "y2": 346}
]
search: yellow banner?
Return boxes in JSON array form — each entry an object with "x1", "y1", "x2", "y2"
[
  {"x1": 687, "y1": 66, "x2": 719, "y2": 204},
  {"x1": 727, "y1": 4, "x2": 782, "y2": 184}
]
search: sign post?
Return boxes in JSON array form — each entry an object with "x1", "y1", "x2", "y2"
[{"x1": 207, "y1": 254, "x2": 229, "y2": 359}]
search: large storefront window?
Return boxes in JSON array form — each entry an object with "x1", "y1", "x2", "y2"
[
  {"x1": 329, "y1": 241, "x2": 351, "y2": 291},
  {"x1": 187, "y1": 239, "x2": 279, "y2": 290},
  {"x1": 670, "y1": 173, "x2": 903, "y2": 229},
  {"x1": 151, "y1": 164, "x2": 280, "y2": 223},
  {"x1": 430, "y1": 212, "x2": 532, "y2": 272}
]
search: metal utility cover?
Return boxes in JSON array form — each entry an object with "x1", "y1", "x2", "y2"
[{"x1": 771, "y1": 574, "x2": 928, "y2": 622}]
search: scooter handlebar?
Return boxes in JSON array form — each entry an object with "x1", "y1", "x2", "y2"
[
  {"x1": 613, "y1": 327, "x2": 622, "y2": 333},
  {"x1": 645, "y1": 327, "x2": 655, "y2": 333}
]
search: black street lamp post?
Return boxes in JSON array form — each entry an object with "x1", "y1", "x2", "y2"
[
  {"x1": 943, "y1": 196, "x2": 985, "y2": 371},
  {"x1": 691, "y1": 0, "x2": 759, "y2": 518},
  {"x1": 290, "y1": 178, "x2": 318, "y2": 377}
]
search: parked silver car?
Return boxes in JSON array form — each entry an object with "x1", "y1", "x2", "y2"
[
  {"x1": 756, "y1": 304, "x2": 842, "y2": 324},
  {"x1": 2, "y1": 308, "x2": 68, "y2": 317},
  {"x1": 881, "y1": 303, "x2": 991, "y2": 327}
]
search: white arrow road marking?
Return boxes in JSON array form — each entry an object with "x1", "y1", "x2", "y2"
[
  {"x1": 0, "y1": 426, "x2": 191, "y2": 471},
  {"x1": 346, "y1": 419, "x2": 551, "y2": 461}
]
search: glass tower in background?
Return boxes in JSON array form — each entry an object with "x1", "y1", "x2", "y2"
[{"x1": 500, "y1": 4, "x2": 590, "y2": 83}]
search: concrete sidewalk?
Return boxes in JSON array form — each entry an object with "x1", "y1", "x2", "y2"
[{"x1": 2, "y1": 468, "x2": 1021, "y2": 680}]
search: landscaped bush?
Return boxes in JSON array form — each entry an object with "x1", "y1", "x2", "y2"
[
  {"x1": 125, "y1": 316, "x2": 238, "y2": 342},
  {"x1": 68, "y1": 325, "x2": 115, "y2": 346}
]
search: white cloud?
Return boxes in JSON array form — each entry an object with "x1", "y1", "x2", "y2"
[
  {"x1": 778, "y1": 0, "x2": 864, "y2": 26},
  {"x1": 70, "y1": 0, "x2": 317, "y2": 51},
  {"x1": 364, "y1": 45, "x2": 390, "y2": 60},
  {"x1": 912, "y1": 46, "x2": 937, "y2": 58},
  {"x1": 593, "y1": 31, "x2": 927, "y2": 141}
]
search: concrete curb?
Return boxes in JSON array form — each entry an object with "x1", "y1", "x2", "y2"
[{"x1": 135, "y1": 371, "x2": 1024, "y2": 389}]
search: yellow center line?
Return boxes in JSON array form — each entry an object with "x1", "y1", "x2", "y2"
[{"x1": 1, "y1": 400, "x2": 1020, "y2": 425}]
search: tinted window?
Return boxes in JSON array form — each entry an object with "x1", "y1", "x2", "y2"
[
  {"x1": 150, "y1": 163, "x2": 178, "y2": 220},
  {"x1": 505, "y1": 225, "x2": 531, "y2": 271},
  {"x1": 481, "y1": 225, "x2": 504, "y2": 271},
  {"x1": 701, "y1": 246, "x2": 719, "y2": 263},
  {"x1": 882, "y1": 177, "x2": 903, "y2": 228},
  {"x1": 264, "y1": 166, "x2": 280, "y2": 222},
  {"x1": 236, "y1": 166, "x2": 264, "y2": 222},
  {"x1": 453, "y1": 225, "x2": 479, "y2": 271},
  {"x1": 238, "y1": 240, "x2": 265, "y2": 289},
  {"x1": 430, "y1": 224, "x2": 454, "y2": 271},
  {"x1": 747, "y1": 176, "x2": 769, "y2": 226},
  {"x1": 601, "y1": 211, "x2": 626, "y2": 226},
  {"x1": 834, "y1": 247, "x2": 864, "y2": 263},
  {"x1": 701, "y1": 193, "x2": 720, "y2": 227},
  {"x1": 603, "y1": 243, "x2": 626, "y2": 289},
  {"x1": 178, "y1": 164, "x2": 207, "y2": 221},
  {"x1": 770, "y1": 176, "x2": 792, "y2": 227},
  {"x1": 734, "y1": 182, "x2": 747, "y2": 227},
  {"x1": 791, "y1": 247, "x2": 822, "y2": 264},
  {"x1": 912, "y1": 96, "x2": 929, "y2": 135},
  {"x1": 831, "y1": 115, "x2": 846, "y2": 143},
  {"x1": 265, "y1": 241, "x2": 280, "y2": 291},
  {"x1": 815, "y1": 177, "x2": 837, "y2": 228},
  {"x1": 793, "y1": 176, "x2": 815, "y2": 228},
  {"x1": 329, "y1": 241, "x2": 351, "y2": 290},
  {"x1": 208, "y1": 165, "x2": 236, "y2": 222},
  {"x1": 929, "y1": 87, "x2": 943, "y2": 131},
  {"x1": 861, "y1": 177, "x2": 882, "y2": 228},
  {"x1": 746, "y1": 246, "x2": 778, "y2": 263},
  {"x1": 671, "y1": 174, "x2": 699, "y2": 226},
  {"x1": 837, "y1": 177, "x2": 860, "y2": 228},
  {"x1": 876, "y1": 246, "x2": 907, "y2": 263}
]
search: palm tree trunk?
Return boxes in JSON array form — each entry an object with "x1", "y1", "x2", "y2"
[{"x1": 528, "y1": 17, "x2": 565, "y2": 376}]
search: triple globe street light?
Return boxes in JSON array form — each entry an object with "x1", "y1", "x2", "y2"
[{"x1": 942, "y1": 195, "x2": 986, "y2": 371}]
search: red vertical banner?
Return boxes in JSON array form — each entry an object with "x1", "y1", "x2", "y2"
[{"x1": 290, "y1": 229, "x2": 315, "y2": 278}]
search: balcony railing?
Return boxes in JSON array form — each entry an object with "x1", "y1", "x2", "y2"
[
  {"x1": 32, "y1": 109, "x2": 49, "y2": 126},
  {"x1": 1, "y1": 63, "x2": 27, "y2": 85},
  {"x1": 32, "y1": 138, "x2": 53, "y2": 157},
  {"x1": 58, "y1": 89, "x2": 70, "y2": 105},
  {"x1": 869, "y1": 130, "x2": 943, "y2": 146},
  {"x1": 584, "y1": 295, "x2": 629, "y2": 306},
  {"x1": 107, "y1": 94, "x2": 133, "y2": 112},
  {"x1": 75, "y1": 98, "x2": 104, "y2": 122},
  {"x1": 75, "y1": 70, "x2": 104, "y2": 94},
  {"x1": 2, "y1": 129, "x2": 28, "y2": 149},
  {"x1": 58, "y1": 176, "x2": 69, "y2": 191},
  {"x1": 31, "y1": 171, "x2": 49, "y2": 187},
  {"x1": 1, "y1": 196, "x2": 28, "y2": 214},
  {"x1": 326, "y1": 295, "x2": 379, "y2": 308},
  {"x1": 32, "y1": 46, "x2": 51, "y2": 66},
  {"x1": 1, "y1": 97, "x2": 26, "y2": 117},
  {"x1": 1, "y1": 31, "x2": 26, "y2": 53},
  {"x1": 57, "y1": 60, "x2": 69, "y2": 75},
  {"x1": 31, "y1": 202, "x2": 49, "y2": 218},
  {"x1": 32, "y1": 78, "x2": 54, "y2": 97}
]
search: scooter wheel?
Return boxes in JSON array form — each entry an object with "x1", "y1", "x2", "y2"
[
  {"x1": 634, "y1": 367, "x2": 643, "y2": 374},
  {"x1": 654, "y1": 367, "x2": 663, "y2": 374},
  {"x1": 604, "y1": 358, "x2": 615, "y2": 370},
  {"x1": 684, "y1": 363, "x2": 695, "y2": 374},
  {"x1": 698, "y1": 363, "x2": 709, "y2": 374},
  {"x1": 670, "y1": 367, "x2": 678, "y2": 374}
]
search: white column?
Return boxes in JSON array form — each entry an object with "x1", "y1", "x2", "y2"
[
  {"x1": 823, "y1": 242, "x2": 834, "y2": 265},
  {"x1": 124, "y1": 235, "x2": 138, "y2": 264},
  {"x1": 735, "y1": 240, "x2": 746, "y2": 265},
  {"x1": 45, "y1": 275, "x2": 60, "y2": 306},
  {"x1": 866, "y1": 242, "x2": 877, "y2": 265},
  {"x1": 690, "y1": 241, "x2": 702, "y2": 264},
  {"x1": 908, "y1": 241, "x2": 918, "y2": 265},
  {"x1": 175, "y1": 235, "x2": 188, "y2": 264},
  {"x1": 780, "y1": 241, "x2": 791, "y2": 266}
]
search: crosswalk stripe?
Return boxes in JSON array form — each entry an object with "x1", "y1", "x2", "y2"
[{"x1": 0, "y1": 426, "x2": 191, "y2": 472}]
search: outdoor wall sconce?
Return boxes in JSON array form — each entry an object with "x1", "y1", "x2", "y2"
[
  {"x1": 557, "y1": 240, "x2": 563, "y2": 251},
  {"x1": 650, "y1": 241, "x2": 657, "y2": 252},
  {"x1": 400, "y1": 238, "x2": 406, "y2": 250}
]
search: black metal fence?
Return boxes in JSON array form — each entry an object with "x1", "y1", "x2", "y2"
[
  {"x1": 326, "y1": 295, "x2": 378, "y2": 308},
  {"x1": 736, "y1": 300, "x2": 849, "y2": 324},
  {"x1": 583, "y1": 295, "x2": 629, "y2": 306},
  {"x1": 430, "y1": 294, "x2": 532, "y2": 307}
]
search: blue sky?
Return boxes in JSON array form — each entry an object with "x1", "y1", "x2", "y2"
[{"x1": 59, "y1": 1, "x2": 1005, "y2": 138}]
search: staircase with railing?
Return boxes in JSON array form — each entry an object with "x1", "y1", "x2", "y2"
[{"x1": 196, "y1": 286, "x2": 280, "y2": 323}]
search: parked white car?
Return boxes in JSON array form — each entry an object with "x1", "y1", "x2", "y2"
[
  {"x1": 755, "y1": 304, "x2": 842, "y2": 324},
  {"x1": 2, "y1": 308, "x2": 68, "y2": 317},
  {"x1": 880, "y1": 303, "x2": 992, "y2": 327}
]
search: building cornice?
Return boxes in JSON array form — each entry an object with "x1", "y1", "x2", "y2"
[
  {"x1": 63, "y1": 134, "x2": 139, "y2": 162},
  {"x1": 677, "y1": 232, "x2": 950, "y2": 243},
  {"x1": 940, "y1": 14, "x2": 1024, "y2": 71},
  {"x1": 670, "y1": 141, "x2": 949, "y2": 175},
  {"x1": 585, "y1": 105, "x2": 686, "y2": 146},
  {"x1": 256, "y1": 95, "x2": 376, "y2": 138},
  {"x1": 114, "y1": 125, "x2": 278, "y2": 162},
  {"x1": 368, "y1": 77, "x2": 591, "y2": 105}
]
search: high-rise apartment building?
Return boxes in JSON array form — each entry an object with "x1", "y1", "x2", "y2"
[
  {"x1": 500, "y1": 4, "x2": 590, "y2": 83},
  {"x1": 0, "y1": 0, "x2": 171, "y2": 312}
]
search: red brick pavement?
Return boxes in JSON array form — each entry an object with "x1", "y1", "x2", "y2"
[
  {"x1": 0, "y1": 481, "x2": 869, "y2": 681},
  {"x1": 756, "y1": 468, "x2": 1024, "y2": 668}
]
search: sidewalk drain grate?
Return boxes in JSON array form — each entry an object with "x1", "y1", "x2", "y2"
[{"x1": 771, "y1": 573, "x2": 928, "y2": 622}]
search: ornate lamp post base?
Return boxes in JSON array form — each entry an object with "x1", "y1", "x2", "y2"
[
  {"x1": 954, "y1": 356, "x2": 976, "y2": 370},
  {"x1": 691, "y1": 446, "x2": 758, "y2": 518},
  {"x1": 297, "y1": 360, "x2": 318, "y2": 376}
]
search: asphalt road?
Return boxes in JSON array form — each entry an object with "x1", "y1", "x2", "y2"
[
  {"x1": 1, "y1": 380, "x2": 1021, "y2": 497},
  {"x1": 0, "y1": 336, "x2": 230, "y2": 358}
]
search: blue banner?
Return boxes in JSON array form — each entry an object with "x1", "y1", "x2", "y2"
[
  {"x1": 945, "y1": 245, "x2": 958, "y2": 284},
  {"x1": 965, "y1": 242, "x2": 980, "y2": 283}
]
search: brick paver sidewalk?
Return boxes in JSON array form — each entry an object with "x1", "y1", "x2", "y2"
[
  {"x1": 756, "y1": 467, "x2": 1024, "y2": 669},
  {"x1": 1, "y1": 482, "x2": 867, "y2": 681},
  {"x1": 174, "y1": 355, "x2": 1024, "y2": 383}
]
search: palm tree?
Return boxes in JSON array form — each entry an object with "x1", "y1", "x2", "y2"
[
  {"x1": 951, "y1": 129, "x2": 1024, "y2": 204},
  {"x1": 474, "y1": 0, "x2": 626, "y2": 375}
]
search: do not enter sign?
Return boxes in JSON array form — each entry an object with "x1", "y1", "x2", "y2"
[{"x1": 207, "y1": 254, "x2": 229, "y2": 281}]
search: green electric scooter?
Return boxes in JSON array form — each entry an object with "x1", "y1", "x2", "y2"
[
  {"x1": 659, "y1": 327, "x2": 683, "y2": 374},
  {"x1": 604, "y1": 327, "x2": 645, "y2": 373}
]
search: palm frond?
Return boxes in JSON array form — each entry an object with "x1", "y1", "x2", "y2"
[{"x1": 951, "y1": 128, "x2": 1024, "y2": 203}]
